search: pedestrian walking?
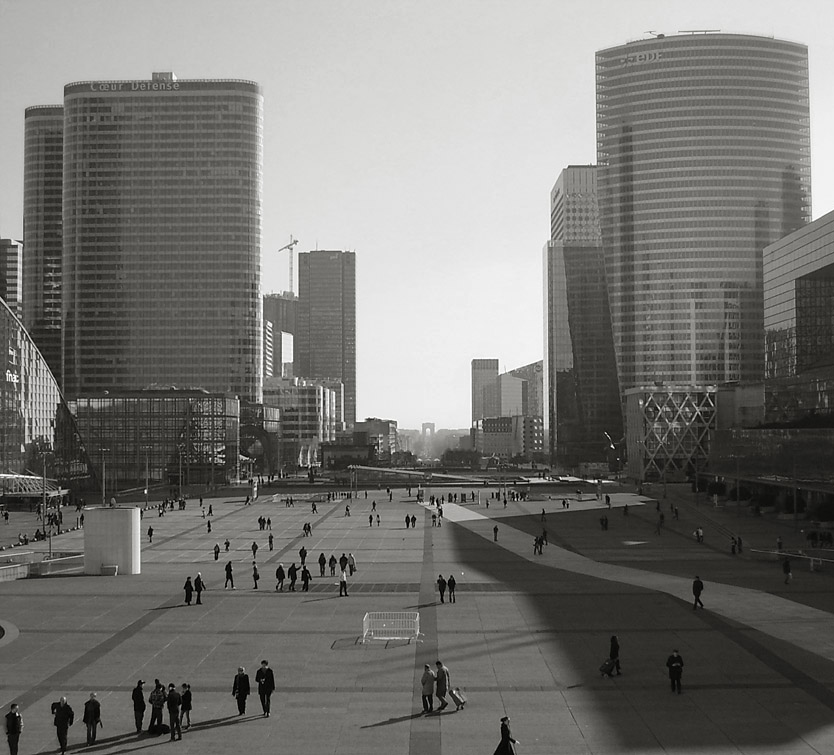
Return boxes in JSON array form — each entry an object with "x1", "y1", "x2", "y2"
[
  {"x1": 194, "y1": 572, "x2": 204, "y2": 604},
  {"x1": 287, "y1": 563, "x2": 298, "y2": 591},
  {"x1": 493, "y1": 525, "x2": 499, "y2": 542},
  {"x1": 166, "y1": 684, "x2": 182, "y2": 741},
  {"x1": 51, "y1": 696, "x2": 74, "y2": 755},
  {"x1": 179, "y1": 684, "x2": 192, "y2": 729},
  {"x1": 252, "y1": 562, "x2": 260, "y2": 589},
  {"x1": 224, "y1": 538, "x2": 230, "y2": 552},
  {"x1": 251, "y1": 541, "x2": 258, "y2": 559},
  {"x1": 299, "y1": 546, "x2": 307, "y2": 566},
  {"x1": 255, "y1": 660, "x2": 275, "y2": 717},
  {"x1": 183, "y1": 576, "x2": 193, "y2": 605},
  {"x1": 147, "y1": 525, "x2": 153, "y2": 543},
  {"x1": 339, "y1": 553, "x2": 348, "y2": 573},
  {"x1": 369, "y1": 514, "x2": 374, "y2": 527},
  {"x1": 148, "y1": 680, "x2": 166, "y2": 734},
  {"x1": 420, "y1": 664, "x2": 436, "y2": 713},
  {"x1": 301, "y1": 566, "x2": 311, "y2": 591},
  {"x1": 232, "y1": 667, "x2": 250, "y2": 715},
  {"x1": 376, "y1": 514, "x2": 380, "y2": 526},
  {"x1": 447, "y1": 574, "x2": 456, "y2": 603},
  {"x1": 207, "y1": 520, "x2": 212, "y2": 534},
  {"x1": 348, "y1": 553, "x2": 356, "y2": 575},
  {"x1": 224, "y1": 561, "x2": 235, "y2": 589},
  {"x1": 208, "y1": 504, "x2": 213, "y2": 516},
  {"x1": 213, "y1": 543, "x2": 220, "y2": 561},
  {"x1": 692, "y1": 575, "x2": 705, "y2": 610},
  {"x1": 318, "y1": 552, "x2": 326, "y2": 577},
  {"x1": 493, "y1": 716, "x2": 520, "y2": 755},
  {"x1": 329, "y1": 554, "x2": 337, "y2": 576},
  {"x1": 434, "y1": 661, "x2": 450, "y2": 710},
  {"x1": 131, "y1": 680, "x2": 146, "y2": 733},
  {"x1": 411, "y1": 514, "x2": 416, "y2": 528},
  {"x1": 666, "y1": 649, "x2": 684, "y2": 694},
  {"x1": 783, "y1": 556, "x2": 793, "y2": 584},
  {"x1": 405, "y1": 514, "x2": 410, "y2": 529},
  {"x1": 339, "y1": 568, "x2": 349, "y2": 596},
  {"x1": 275, "y1": 563, "x2": 285, "y2": 591},
  {"x1": 437, "y1": 574, "x2": 447, "y2": 603},
  {"x1": 608, "y1": 635, "x2": 622, "y2": 675},
  {"x1": 268, "y1": 533, "x2": 273, "y2": 551},
  {"x1": 82, "y1": 693, "x2": 101, "y2": 745},
  {"x1": 4, "y1": 703, "x2": 23, "y2": 755}
]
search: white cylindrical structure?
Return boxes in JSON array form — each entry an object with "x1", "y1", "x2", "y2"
[{"x1": 83, "y1": 506, "x2": 141, "y2": 575}]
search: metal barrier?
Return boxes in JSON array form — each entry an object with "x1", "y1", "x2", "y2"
[
  {"x1": 362, "y1": 611, "x2": 421, "y2": 642},
  {"x1": 750, "y1": 549, "x2": 834, "y2": 571}
]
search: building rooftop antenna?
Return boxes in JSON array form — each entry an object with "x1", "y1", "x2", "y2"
[{"x1": 678, "y1": 29, "x2": 721, "y2": 34}]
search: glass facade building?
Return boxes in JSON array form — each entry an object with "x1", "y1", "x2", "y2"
[
  {"x1": 544, "y1": 166, "x2": 622, "y2": 466},
  {"x1": 61, "y1": 74, "x2": 263, "y2": 401},
  {"x1": 0, "y1": 239, "x2": 23, "y2": 317},
  {"x1": 70, "y1": 390, "x2": 240, "y2": 492},
  {"x1": 764, "y1": 209, "x2": 834, "y2": 379},
  {"x1": 1, "y1": 297, "x2": 94, "y2": 488},
  {"x1": 295, "y1": 251, "x2": 355, "y2": 426},
  {"x1": 23, "y1": 105, "x2": 64, "y2": 384},
  {"x1": 471, "y1": 358, "x2": 499, "y2": 423},
  {"x1": 596, "y1": 34, "x2": 811, "y2": 391}
]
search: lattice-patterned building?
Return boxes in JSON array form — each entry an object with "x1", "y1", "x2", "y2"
[{"x1": 624, "y1": 386, "x2": 716, "y2": 482}]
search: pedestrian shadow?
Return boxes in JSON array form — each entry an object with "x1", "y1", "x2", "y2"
[
  {"x1": 361, "y1": 711, "x2": 427, "y2": 728},
  {"x1": 80, "y1": 713, "x2": 251, "y2": 752}
]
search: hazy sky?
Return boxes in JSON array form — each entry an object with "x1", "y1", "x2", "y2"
[{"x1": 2, "y1": 0, "x2": 833, "y2": 429}]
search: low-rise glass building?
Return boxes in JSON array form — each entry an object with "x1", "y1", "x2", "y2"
[{"x1": 70, "y1": 389, "x2": 240, "y2": 494}]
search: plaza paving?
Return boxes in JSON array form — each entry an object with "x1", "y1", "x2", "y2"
[{"x1": 2, "y1": 482, "x2": 834, "y2": 754}]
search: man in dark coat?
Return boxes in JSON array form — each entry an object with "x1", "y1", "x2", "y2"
[
  {"x1": 434, "y1": 661, "x2": 450, "y2": 710},
  {"x1": 255, "y1": 660, "x2": 276, "y2": 717},
  {"x1": 183, "y1": 576, "x2": 193, "y2": 605},
  {"x1": 692, "y1": 576, "x2": 705, "y2": 610},
  {"x1": 51, "y1": 697, "x2": 74, "y2": 755},
  {"x1": 608, "y1": 635, "x2": 621, "y2": 675},
  {"x1": 232, "y1": 667, "x2": 250, "y2": 715},
  {"x1": 82, "y1": 693, "x2": 101, "y2": 745},
  {"x1": 194, "y1": 573, "x2": 204, "y2": 604},
  {"x1": 287, "y1": 563, "x2": 298, "y2": 591},
  {"x1": 4, "y1": 703, "x2": 23, "y2": 755},
  {"x1": 165, "y1": 684, "x2": 182, "y2": 741},
  {"x1": 131, "y1": 680, "x2": 146, "y2": 733},
  {"x1": 666, "y1": 649, "x2": 684, "y2": 693}
]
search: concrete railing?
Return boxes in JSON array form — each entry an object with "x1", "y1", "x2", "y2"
[
  {"x1": 30, "y1": 555, "x2": 85, "y2": 576},
  {"x1": 0, "y1": 562, "x2": 30, "y2": 582}
]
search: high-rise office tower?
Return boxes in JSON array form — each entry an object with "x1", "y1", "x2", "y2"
[
  {"x1": 60, "y1": 73, "x2": 263, "y2": 401},
  {"x1": 543, "y1": 166, "x2": 621, "y2": 464},
  {"x1": 263, "y1": 292, "x2": 297, "y2": 378},
  {"x1": 23, "y1": 105, "x2": 64, "y2": 383},
  {"x1": 0, "y1": 239, "x2": 23, "y2": 317},
  {"x1": 596, "y1": 34, "x2": 811, "y2": 391},
  {"x1": 295, "y1": 250, "x2": 356, "y2": 426},
  {"x1": 471, "y1": 358, "x2": 499, "y2": 423}
]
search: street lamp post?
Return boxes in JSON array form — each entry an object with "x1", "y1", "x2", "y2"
[{"x1": 99, "y1": 448, "x2": 110, "y2": 507}]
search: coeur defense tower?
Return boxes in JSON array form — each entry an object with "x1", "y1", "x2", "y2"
[{"x1": 61, "y1": 74, "x2": 263, "y2": 401}]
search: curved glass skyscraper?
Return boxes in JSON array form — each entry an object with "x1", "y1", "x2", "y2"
[
  {"x1": 596, "y1": 33, "x2": 811, "y2": 391},
  {"x1": 62, "y1": 74, "x2": 263, "y2": 401}
]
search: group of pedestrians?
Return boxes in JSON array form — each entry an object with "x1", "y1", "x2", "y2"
[
  {"x1": 419, "y1": 660, "x2": 459, "y2": 713},
  {"x1": 139, "y1": 679, "x2": 193, "y2": 740},
  {"x1": 436, "y1": 574, "x2": 457, "y2": 603},
  {"x1": 231, "y1": 661, "x2": 276, "y2": 717}
]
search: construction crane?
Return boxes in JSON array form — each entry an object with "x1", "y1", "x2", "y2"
[{"x1": 276, "y1": 236, "x2": 299, "y2": 294}]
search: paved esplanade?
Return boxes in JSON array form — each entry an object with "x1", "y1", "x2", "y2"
[{"x1": 2, "y1": 484, "x2": 834, "y2": 754}]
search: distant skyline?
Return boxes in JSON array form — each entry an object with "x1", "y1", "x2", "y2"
[{"x1": 2, "y1": 0, "x2": 834, "y2": 428}]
